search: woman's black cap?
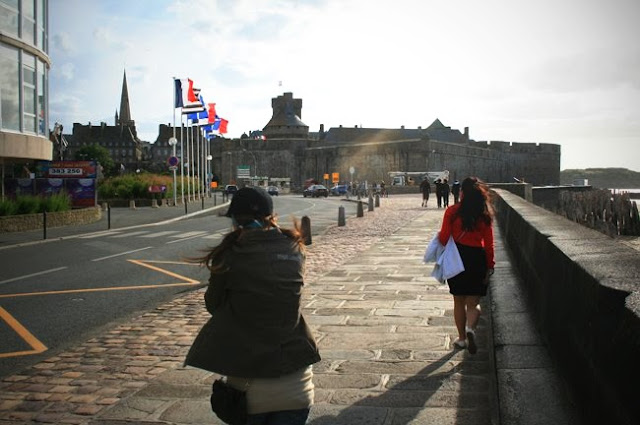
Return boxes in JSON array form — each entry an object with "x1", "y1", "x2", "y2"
[{"x1": 225, "y1": 186, "x2": 273, "y2": 217}]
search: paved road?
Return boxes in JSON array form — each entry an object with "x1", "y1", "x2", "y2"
[{"x1": 0, "y1": 194, "x2": 582, "y2": 424}]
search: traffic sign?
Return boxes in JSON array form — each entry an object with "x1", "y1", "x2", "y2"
[{"x1": 167, "y1": 156, "x2": 179, "y2": 167}]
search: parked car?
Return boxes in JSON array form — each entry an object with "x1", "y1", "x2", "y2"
[
  {"x1": 303, "y1": 184, "x2": 329, "y2": 198},
  {"x1": 224, "y1": 184, "x2": 238, "y2": 195},
  {"x1": 330, "y1": 184, "x2": 349, "y2": 196},
  {"x1": 267, "y1": 185, "x2": 279, "y2": 196}
]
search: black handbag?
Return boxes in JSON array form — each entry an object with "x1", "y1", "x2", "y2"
[{"x1": 210, "y1": 379, "x2": 248, "y2": 425}]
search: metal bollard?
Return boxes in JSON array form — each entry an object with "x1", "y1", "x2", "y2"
[
  {"x1": 214, "y1": 193, "x2": 217, "y2": 206},
  {"x1": 107, "y1": 203, "x2": 111, "y2": 230},
  {"x1": 43, "y1": 210, "x2": 47, "y2": 240},
  {"x1": 368, "y1": 194, "x2": 374, "y2": 211},
  {"x1": 375, "y1": 194, "x2": 380, "y2": 207},
  {"x1": 338, "y1": 205, "x2": 346, "y2": 227},
  {"x1": 301, "y1": 215, "x2": 312, "y2": 245},
  {"x1": 357, "y1": 201, "x2": 364, "y2": 217},
  {"x1": 202, "y1": 196, "x2": 205, "y2": 210}
]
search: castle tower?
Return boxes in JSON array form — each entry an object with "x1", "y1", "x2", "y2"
[
  {"x1": 262, "y1": 92, "x2": 309, "y2": 139},
  {"x1": 118, "y1": 70, "x2": 135, "y2": 127}
]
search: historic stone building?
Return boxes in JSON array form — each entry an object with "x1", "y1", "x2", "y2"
[
  {"x1": 63, "y1": 82, "x2": 560, "y2": 188},
  {"x1": 203, "y1": 92, "x2": 560, "y2": 189},
  {"x1": 63, "y1": 71, "x2": 146, "y2": 173}
]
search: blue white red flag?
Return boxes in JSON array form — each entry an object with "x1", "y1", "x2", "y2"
[{"x1": 175, "y1": 78, "x2": 205, "y2": 114}]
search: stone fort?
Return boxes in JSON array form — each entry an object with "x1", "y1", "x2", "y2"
[
  {"x1": 63, "y1": 74, "x2": 560, "y2": 188},
  {"x1": 158, "y1": 92, "x2": 560, "y2": 189}
]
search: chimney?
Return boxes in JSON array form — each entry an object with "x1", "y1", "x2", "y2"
[{"x1": 464, "y1": 127, "x2": 469, "y2": 140}]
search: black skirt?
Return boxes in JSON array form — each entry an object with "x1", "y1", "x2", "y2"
[{"x1": 447, "y1": 243, "x2": 488, "y2": 296}]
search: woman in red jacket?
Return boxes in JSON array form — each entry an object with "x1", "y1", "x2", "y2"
[{"x1": 438, "y1": 177, "x2": 495, "y2": 354}]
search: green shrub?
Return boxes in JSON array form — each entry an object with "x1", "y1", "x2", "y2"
[
  {"x1": 42, "y1": 192, "x2": 71, "y2": 212},
  {"x1": 98, "y1": 173, "x2": 175, "y2": 200},
  {"x1": 0, "y1": 199, "x2": 17, "y2": 216},
  {"x1": 15, "y1": 195, "x2": 40, "y2": 214}
]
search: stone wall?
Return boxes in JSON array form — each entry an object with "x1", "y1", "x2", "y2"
[
  {"x1": 0, "y1": 207, "x2": 102, "y2": 233},
  {"x1": 493, "y1": 189, "x2": 640, "y2": 425}
]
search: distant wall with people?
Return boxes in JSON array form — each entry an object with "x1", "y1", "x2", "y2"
[{"x1": 493, "y1": 189, "x2": 640, "y2": 425}]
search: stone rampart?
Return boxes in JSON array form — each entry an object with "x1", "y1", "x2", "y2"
[
  {"x1": 0, "y1": 207, "x2": 102, "y2": 233},
  {"x1": 493, "y1": 189, "x2": 640, "y2": 425}
]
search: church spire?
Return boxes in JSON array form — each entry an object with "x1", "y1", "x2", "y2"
[{"x1": 118, "y1": 70, "x2": 134, "y2": 126}]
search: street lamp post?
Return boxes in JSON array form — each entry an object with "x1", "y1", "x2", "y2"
[
  {"x1": 168, "y1": 137, "x2": 178, "y2": 206},
  {"x1": 206, "y1": 154, "x2": 212, "y2": 196},
  {"x1": 243, "y1": 149, "x2": 258, "y2": 186}
]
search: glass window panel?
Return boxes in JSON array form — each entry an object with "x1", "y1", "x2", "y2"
[
  {"x1": 0, "y1": 0, "x2": 19, "y2": 8},
  {"x1": 23, "y1": 0, "x2": 34, "y2": 18},
  {"x1": 36, "y1": 0, "x2": 46, "y2": 50},
  {"x1": 23, "y1": 65, "x2": 35, "y2": 85},
  {"x1": 38, "y1": 60, "x2": 46, "y2": 134},
  {"x1": 24, "y1": 86, "x2": 36, "y2": 116},
  {"x1": 0, "y1": 4, "x2": 18, "y2": 36},
  {"x1": 23, "y1": 114, "x2": 36, "y2": 133},
  {"x1": 22, "y1": 17, "x2": 35, "y2": 44},
  {"x1": 0, "y1": 44, "x2": 20, "y2": 131}
]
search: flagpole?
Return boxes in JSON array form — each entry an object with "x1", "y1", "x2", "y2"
[
  {"x1": 180, "y1": 122, "x2": 185, "y2": 204},
  {"x1": 186, "y1": 121, "x2": 191, "y2": 201},
  {"x1": 196, "y1": 125, "x2": 201, "y2": 200},
  {"x1": 171, "y1": 78, "x2": 178, "y2": 207},
  {"x1": 190, "y1": 122, "x2": 195, "y2": 201}
]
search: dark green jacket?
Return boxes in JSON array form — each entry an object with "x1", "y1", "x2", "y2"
[{"x1": 184, "y1": 229, "x2": 321, "y2": 378}]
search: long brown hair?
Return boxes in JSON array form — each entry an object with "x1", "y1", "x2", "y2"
[
  {"x1": 190, "y1": 214, "x2": 304, "y2": 274},
  {"x1": 456, "y1": 177, "x2": 493, "y2": 231}
]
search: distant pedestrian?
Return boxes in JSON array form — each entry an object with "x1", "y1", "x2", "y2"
[
  {"x1": 434, "y1": 179, "x2": 443, "y2": 208},
  {"x1": 185, "y1": 187, "x2": 321, "y2": 424},
  {"x1": 451, "y1": 180, "x2": 461, "y2": 204},
  {"x1": 441, "y1": 179, "x2": 450, "y2": 207},
  {"x1": 437, "y1": 177, "x2": 495, "y2": 354},
  {"x1": 419, "y1": 178, "x2": 431, "y2": 207}
]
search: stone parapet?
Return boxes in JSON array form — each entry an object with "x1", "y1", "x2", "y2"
[
  {"x1": 0, "y1": 207, "x2": 102, "y2": 233},
  {"x1": 494, "y1": 189, "x2": 640, "y2": 425}
]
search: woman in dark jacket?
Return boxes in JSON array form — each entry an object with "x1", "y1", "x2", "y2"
[{"x1": 185, "y1": 186, "x2": 321, "y2": 424}]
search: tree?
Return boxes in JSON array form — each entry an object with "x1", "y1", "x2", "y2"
[{"x1": 75, "y1": 144, "x2": 115, "y2": 176}]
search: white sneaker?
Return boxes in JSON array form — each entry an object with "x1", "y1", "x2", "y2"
[
  {"x1": 453, "y1": 338, "x2": 467, "y2": 349},
  {"x1": 465, "y1": 327, "x2": 477, "y2": 354}
]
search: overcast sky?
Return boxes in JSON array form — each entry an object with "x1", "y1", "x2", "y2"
[{"x1": 49, "y1": 0, "x2": 640, "y2": 171}]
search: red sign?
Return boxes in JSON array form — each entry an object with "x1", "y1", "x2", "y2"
[
  {"x1": 43, "y1": 161, "x2": 97, "y2": 178},
  {"x1": 148, "y1": 185, "x2": 167, "y2": 193}
]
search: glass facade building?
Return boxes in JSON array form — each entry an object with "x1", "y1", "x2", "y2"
[{"x1": 0, "y1": 0, "x2": 51, "y2": 186}]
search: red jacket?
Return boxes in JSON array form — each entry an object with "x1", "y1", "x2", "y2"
[{"x1": 438, "y1": 203, "x2": 495, "y2": 268}]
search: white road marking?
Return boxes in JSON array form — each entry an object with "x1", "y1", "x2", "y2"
[
  {"x1": 91, "y1": 246, "x2": 153, "y2": 262},
  {"x1": 140, "y1": 231, "x2": 181, "y2": 238},
  {"x1": 168, "y1": 231, "x2": 208, "y2": 238},
  {"x1": 0, "y1": 267, "x2": 68, "y2": 285},
  {"x1": 109, "y1": 231, "x2": 150, "y2": 238}
]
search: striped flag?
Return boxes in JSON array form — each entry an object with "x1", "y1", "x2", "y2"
[{"x1": 174, "y1": 78, "x2": 205, "y2": 114}]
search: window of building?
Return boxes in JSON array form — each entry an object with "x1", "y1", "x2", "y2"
[
  {"x1": 0, "y1": 43, "x2": 20, "y2": 131},
  {"x1": 36, "y1": 0, "x2": 46, "y2": 51},
  {"x1": 37, "y1": 58, "x2": 46, "y2": 134},
  {"x1": 22, "y1": 0, "x2": 35, "y2": 45},
  {"x1": 0, "y1": 0, "x2": 19, "y2": 37},
  {"x1": 23, "y1": 52, "x2": 37, "y2": 133}
]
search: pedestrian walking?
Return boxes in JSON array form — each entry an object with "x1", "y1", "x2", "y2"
[
  {"x1": 434, "y1": 179, "x2": 443, "y2": 208},
  {"x1": 185, "y1": 186, "x2": 321, "y2": 424},
  {"x1": 419, "y1": 177, "x2": 431, "y2": 207},
  {"x1": 451, "y1": 180, "x2": 461, "y2": 204},
  {"x1": 437, "y1": 177, "x2": 495, "y2": 354},
  {"x1": 441, "y1": 179, "x2": 450, "y2": 207}
]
